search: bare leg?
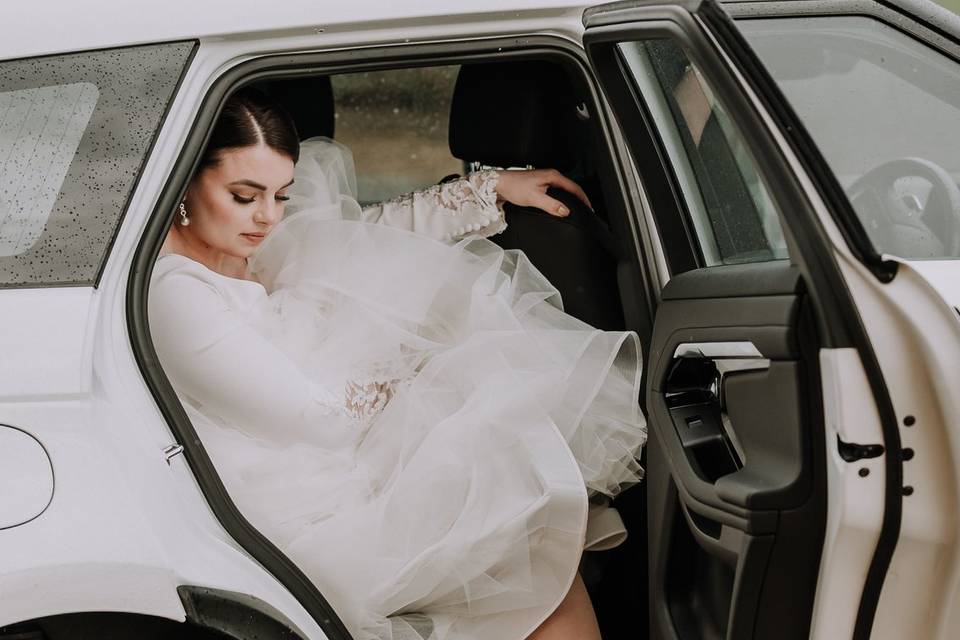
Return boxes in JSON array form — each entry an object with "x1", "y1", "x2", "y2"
[{"x1": 527, "y1": 573, "x2": 602, "y2": 640}]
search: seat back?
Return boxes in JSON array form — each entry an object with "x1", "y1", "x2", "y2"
[
  {"x1": 449, "y1": 62, "x2": 624, "y2": 330},
  {"x1": 257, "y1": 76, "x2": 335, "y2": 141}
]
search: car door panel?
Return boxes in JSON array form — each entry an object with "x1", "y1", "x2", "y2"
[
  {"x1": 645, "y1": 261, "x2": 822, "y2": 640},
  {"x1": 651, "y1": 264, "x2": 809, "y2": 512}
]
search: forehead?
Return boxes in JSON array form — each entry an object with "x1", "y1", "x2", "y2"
[{"x1": 209, "y1": 144, "x2": 295, "y2": 183}]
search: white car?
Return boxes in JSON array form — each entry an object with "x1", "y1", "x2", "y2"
[{"x1": 1, "y1": 0, "x2": 959, "y2": 638}]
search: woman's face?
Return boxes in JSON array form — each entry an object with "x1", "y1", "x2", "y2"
[{"x1": 181, "y1": 143, "x2": 295, "y2": 259}]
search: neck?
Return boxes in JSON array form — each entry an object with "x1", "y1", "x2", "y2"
[{"x1": 167, "y1": 226, "x2": 247, "y2": 278}]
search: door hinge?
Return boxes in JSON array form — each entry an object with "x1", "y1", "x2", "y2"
[{"x1": 837, "y1": 436, "x2": 884, "y2": 462}]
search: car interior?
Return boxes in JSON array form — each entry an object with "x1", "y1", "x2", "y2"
[{"x1": 255, "y1": 57, "x2": 654, "y2": 638}]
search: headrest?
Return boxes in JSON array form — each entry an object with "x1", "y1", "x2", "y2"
[
  {"x1": 257, "y1": 76, "x2": 335, "y2": 141},
  {"x1": 449, "y1": 61, "x2": 579, "y2": 171}
]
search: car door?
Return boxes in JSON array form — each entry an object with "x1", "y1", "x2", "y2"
[{"x1": 583, "y1": 2, "x2": 906, "y2": 639}]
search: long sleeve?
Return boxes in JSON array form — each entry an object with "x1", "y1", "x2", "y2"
[
  {"x1": 148, "y1": 262, "x2": 355, "y2": 449},
  {"x1": 359, "y1": 170, "x2": 507, "y2": 242}
]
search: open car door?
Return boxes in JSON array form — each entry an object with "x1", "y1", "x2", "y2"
[{"x1": 583, "y1": 1, "x2": 910, "y2": 638}]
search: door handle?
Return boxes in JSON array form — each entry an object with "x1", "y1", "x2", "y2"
[
  {"x1": 673, "y1": 341, "x2": 764, "y2": 360},
  {"x1": 664, "y1": 342, "x2": 770, "y2": 483},
  {"x1": 674, "y1": 341, "x2": 770, "y2": 409}
]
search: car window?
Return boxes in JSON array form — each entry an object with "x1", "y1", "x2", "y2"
[
  {"x1": 618, "y1": 39, "x2": 788, "y2": 266},
  {"x1": 0, "y1": 42, "x2": 194, "y2": 287},
  {"x1": 740, "y1": 16, "x2": 960, "y2": 260},
  {"x1": 331, "y1": 66, "x2": 463, "y2": 206}
]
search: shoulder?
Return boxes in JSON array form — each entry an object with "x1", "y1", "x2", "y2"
[
  {"x1": 149, "y1": 254, "x2": 233, "y2": 318},
  {"x1": 150, "y1": 254, "x2": 267, "y2": 323},
  {"x1": 152, "y1": 253, "x2": 221, "y2": 289}
]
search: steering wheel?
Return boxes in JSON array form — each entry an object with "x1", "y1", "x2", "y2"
[{"x1": 846, "y1": 157, "x2": 960, "y2": 258}]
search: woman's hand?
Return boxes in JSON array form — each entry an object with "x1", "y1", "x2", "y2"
[{"x1": 495, "y1": 169, "x2": 592, "y2": 218}]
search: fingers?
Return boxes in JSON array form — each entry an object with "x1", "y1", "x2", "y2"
[
  {"x1": 532, "y1": 192, "x2": 571, "y2": 217},
  {"x1": 542, "y1": 170, "x2": 593, "y2": 210}
]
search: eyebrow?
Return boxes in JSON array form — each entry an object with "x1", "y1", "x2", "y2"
[{"x1": 228, "y1": 178, "x2": 295, "y2": 190}]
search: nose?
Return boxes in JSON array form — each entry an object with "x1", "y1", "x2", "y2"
[{"x1": 253, "y1": 198, "x2": 284, "y2": 226}]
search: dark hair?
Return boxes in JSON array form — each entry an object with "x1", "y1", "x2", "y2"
[{"x1": 197, "y1": 87, "x2": 300, "y2": 171}]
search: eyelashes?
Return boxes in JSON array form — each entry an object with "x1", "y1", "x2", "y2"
[{"x1": 232, "y1": 194, "x2": 290, "y2": 204}]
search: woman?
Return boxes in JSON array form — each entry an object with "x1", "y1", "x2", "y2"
[{"x1": 150, "y1": 87, "x2": 645, "y2": 640}]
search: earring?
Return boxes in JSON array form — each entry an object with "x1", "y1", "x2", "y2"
[{"x1": 179, "y1": 202, "x2": 190, "y2": 226}]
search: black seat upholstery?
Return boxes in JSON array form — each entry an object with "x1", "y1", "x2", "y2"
[
  {"x1": 256, "y1": 76, "x2": 335, "y2": 141},
  {"x1": 449, "y1": 62, "x2": 624, "y2": 330}
]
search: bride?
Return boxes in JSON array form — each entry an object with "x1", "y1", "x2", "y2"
[{"x1": 149, "y1": 87, "x2": 646, "y2": 640}]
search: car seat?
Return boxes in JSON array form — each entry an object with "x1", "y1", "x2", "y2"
[{"x1": 448, "y1": 61, "x2": 625, "y2": 330}]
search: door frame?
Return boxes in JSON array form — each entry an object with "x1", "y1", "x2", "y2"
[{"x1": 126, "y1": 32, "x2": 661, "y2": 637}]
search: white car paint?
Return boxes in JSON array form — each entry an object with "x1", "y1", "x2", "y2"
[
  {"x1": 0, "y1": 426, "x2": 53, "y2": 529},
  {"x1": 812, "y1": 348, "x2": 886, "y2": 640}
]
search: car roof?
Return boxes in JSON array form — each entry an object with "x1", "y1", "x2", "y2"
[
  {"x1": 4, "y1": 0, "x2": 958, "y2": 62},
  {"x1": 0, "y1": 0, "x2": 602, "y2": 61}
]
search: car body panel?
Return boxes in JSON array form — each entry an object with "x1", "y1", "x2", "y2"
[
  {"x1": 0, "y1": 288, "x2": 95, "y2": 398},
  {"x1": 0, "y1": 426, "x2": 54, "y2": 529},
  {"x1": 838, "y1": 254, "x2": 960, "y2": 639},
  {"x1": 813, "y1": 347, "x2": 886, "y2": 639}
]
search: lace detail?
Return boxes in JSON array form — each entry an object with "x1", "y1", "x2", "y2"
[
  {"x1": 364, "y1": 171, "x2": 506, "y2": 242},
  {"x1": 344, "y1": 378, "x2": 397, "y2": 421},
  {"x1": 381, "y1": 170, "x2": 500, "y2": 214}
]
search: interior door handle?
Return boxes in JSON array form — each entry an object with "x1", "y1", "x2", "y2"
[
  {"x1": 664, "y1": 342, "x2": 770, "y2": 483},
  {"x1": 674, "y1": 341, "x2": 771, "y2": 401},
  {"x1": 674, "y1": 340, "x2": 766, "y2": 362}
]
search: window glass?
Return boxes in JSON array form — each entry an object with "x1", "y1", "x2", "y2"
[
  {"x1": 619, "y1": 40, "x2": 788, "y2": 266},
  {"x1": 740, "y1": 16, "x2": 960, "y2": 259},
  {"x1": 0, "y1": 42, "x2": 194, "y2": 287},
  {"x1": 331, "y1": 66, "x2": 463, "y2": 205}
]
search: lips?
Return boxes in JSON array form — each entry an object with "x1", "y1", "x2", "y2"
[{"x1": 241, "y1": 232, "x2": 267, "y2": 243}]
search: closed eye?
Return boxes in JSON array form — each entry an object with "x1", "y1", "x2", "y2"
[
  {"x1": 232, "y1": 193, "x2": 255, "y2": 204},
  {"x1": 276, "y1": 194, "x2": 290, "y2": 202}
]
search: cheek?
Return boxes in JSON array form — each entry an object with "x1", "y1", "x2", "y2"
[{"x1": 200, "y1": 193, "x2": 248, "y2": 236}]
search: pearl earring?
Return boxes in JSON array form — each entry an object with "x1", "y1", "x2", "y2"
[{"x1": 179, "y1": 202, "x2": 190, "y2": 226}]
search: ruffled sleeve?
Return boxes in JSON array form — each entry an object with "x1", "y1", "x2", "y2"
[{"x1": 359, "y1": 170, "x2": 507, "y2": 242}]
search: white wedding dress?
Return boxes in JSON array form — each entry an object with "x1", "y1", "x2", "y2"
[{"x1": 149, "y1": 138, "x2": 646, "y2": 640}]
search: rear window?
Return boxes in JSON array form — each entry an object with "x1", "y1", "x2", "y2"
[
  {"x1": 0, "y1": 42, "x2": 194, "y2": 287},
  {"x1": 331, "y1": 66, "x2": 463, "y2": 205}
]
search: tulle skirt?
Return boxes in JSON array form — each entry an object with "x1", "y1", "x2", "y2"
[{"x1": 195, "y1": 212, "x2": 646, "y2": 640}]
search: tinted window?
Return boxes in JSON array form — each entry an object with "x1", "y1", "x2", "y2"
[
  {"x1": 331, "y1": 66, "x2": 463, "y2": 205},
  {"x1": 741, "y1": 17, "x2": 960, "y2": 259},
  {"x1": 619, "y1": 39, "x2": 788, "y2": 266},
  {"x1": 0, "y1": 42, "x2": 194, "y2": 287}
]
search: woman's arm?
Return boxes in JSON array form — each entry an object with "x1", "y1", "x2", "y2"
[
  {"x1": 149, "y1": 266, "x2": 354, "y2": 449},
  {"x1": 359, "y1": 170, "x2": 505, "y2": 242},
  {"x1": 360, "y1": 169, "x2": 592, "y2": 242}
]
